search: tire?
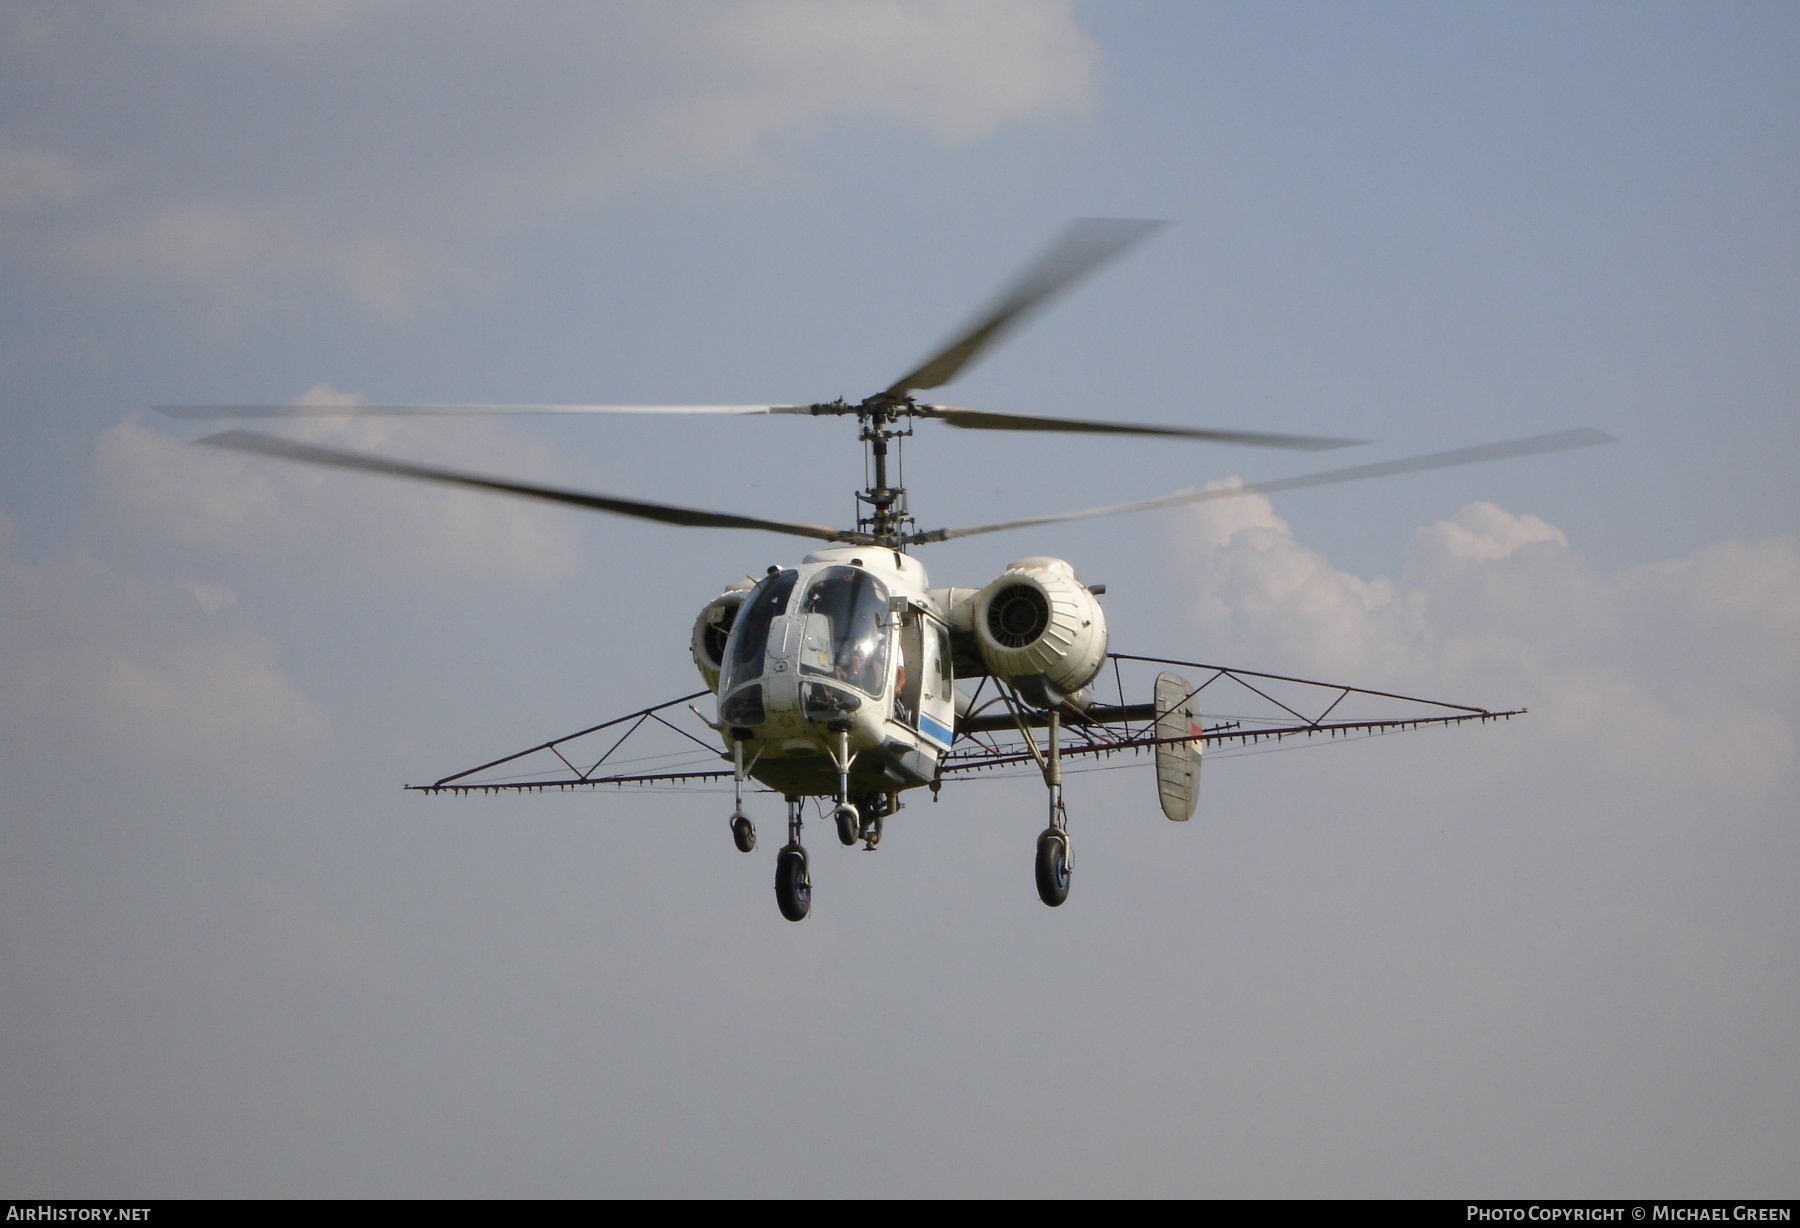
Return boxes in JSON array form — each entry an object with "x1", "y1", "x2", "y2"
[
  {"x1": 775, "y1": 844, "x2": 811, "y2": 921},
  {"x1": 834, "y1": 805, "x2": 859, "y2": 846},
  {"x1": 731, "y1": 813, "x2": 756, "y2": 853},
  {"x1": 1035, "y1": 829, "x2": 1070, "y2": 907}
]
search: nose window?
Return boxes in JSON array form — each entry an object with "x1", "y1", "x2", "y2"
[
  {"x1": 718, "y1": 569, "x2": 798, "y2": 697},
  {"x1": 797, "y1": 566, "x2": 890, "y2": 697}
]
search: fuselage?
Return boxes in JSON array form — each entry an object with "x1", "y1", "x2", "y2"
[{"x1": 715, "y1": 546, "x2": 956, "y2": 798}]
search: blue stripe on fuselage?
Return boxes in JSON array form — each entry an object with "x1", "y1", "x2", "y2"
[{"x1": 919, "y1": 713, "x2": 954, "y2": 747}]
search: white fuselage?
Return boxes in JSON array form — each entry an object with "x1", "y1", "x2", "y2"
[{"x1": 715, "y1": 546, "x2": 956, "y2": 799}]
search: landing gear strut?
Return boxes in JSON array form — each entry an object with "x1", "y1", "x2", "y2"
[
  {"x1": 775, "y1": 795, "x2": 811, "y2": 922},
  {"x1": 729, "y1": 734, "x2": 755, "y2": 852},
  {"x1": 1036, "y1": 706, "x2": 1072, "y2": 907},
  {"x1": 829, "y1": 722, "x2": 860, "y2": 848}
]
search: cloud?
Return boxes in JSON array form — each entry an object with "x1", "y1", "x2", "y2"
[
  {"x1": 1406, "y1": 500, "x2": 1566, "y2": 567},
  {"x1": 0, "y1": 144, "x2": 105, "y2": 211},
  {"x1": 92, "y1": 634, "x2": 332, "y2": 768},
  {"x1": 1, "y1": 385, "x2": 595, "y2": 784},
  {"x1": 2, "y1": 2, "x2": 1098, "y2": 318},
  {"x1": 186, "y1": 579, "x2": 238, "y2": 614},
  {"x1": 91, "y1": 392, "x2": 584, "y2": 586},
  {"x1": 705, "y1": 0, "x2": 1100, "y2": 146},
  {"x1": 0, "y1": 544, "x2": 331, "y2": 783},
  {"x1": 1172, "y1": 491, "x2": 1800, "y2": 807}
]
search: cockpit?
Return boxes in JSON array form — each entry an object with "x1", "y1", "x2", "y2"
[
  {"x1": 795, "y1": 566, "x2": 889, "y2": 696},
  {"x1": 717, "y1": 564, "x2": 893, "y2": 730}
]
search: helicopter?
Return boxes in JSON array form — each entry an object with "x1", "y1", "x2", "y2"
[{"x1": 160, "y1": 219, "x2": 1610, "y2": 921}]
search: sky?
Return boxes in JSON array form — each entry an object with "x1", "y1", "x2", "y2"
[{"x1": 1, "y1": 1, "x2": 1795, "y2": 1197}]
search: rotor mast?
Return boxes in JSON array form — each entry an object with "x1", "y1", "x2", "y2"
[{"x1": 853, "y1": 397, "x2": 914, "y2": 549}]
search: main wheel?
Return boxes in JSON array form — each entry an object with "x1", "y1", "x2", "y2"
[
  {"x1": 731, "y1": 813, "x2": 756, "y2": 853},
  {"x1": 775, "y1": 844, "x2": 811, "y2": 921},
  {"x1": 834, "y1": 804, "x2": 859, "y2": 847},
  {"x1": 1035, "y1": 829, "x2": 1071, "y2": 907}
]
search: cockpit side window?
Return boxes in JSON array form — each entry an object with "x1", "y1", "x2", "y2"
[
  {"x1": 932, "y1": 619, "x2": 954, "y2": 693},
  {"x1": 797, "y1": 566, "x2": 890, "y2": 697},
  {"x1": 719, "y1": 569, "x2": 797, "y2": 696}
]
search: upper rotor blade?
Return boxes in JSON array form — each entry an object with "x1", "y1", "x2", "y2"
[
  {"x1": 916, "y1": 403, "x2": 1363, "y2": 451},
  {"x1": 886, "y1": 218, "x2": 1168, "y2": 398},
  {"x1": 159, "y1": 402, "x2": 811, "y2": 420},
  {"x1": 907, "y1": 428, "x2": 1615, "y2": 544},
  {"x1": 197, "y1": 429, "x2": 859, "y2": 543}
]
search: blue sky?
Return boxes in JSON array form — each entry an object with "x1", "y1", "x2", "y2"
[{"x1": 2, "y1": 2, "x2": 1795, "y2": 1195}]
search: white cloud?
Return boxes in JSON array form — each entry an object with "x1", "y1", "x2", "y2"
[
  {"x1": 2, "y1": 387, "x2": 588, "y2": 787},
  {"x1": 1172, "y1": 492, "x2": 1800, "y2": 807},
  {"x1": 61, "y1": 204, "x2": 452, "y2": 324},
  {"x1": 706, "y1": 0, "x2": 1098, "y2": 146},
  {"x1": 1406, "y1": 500, "x2": 1566, "y2": 568},
  {"x1": 93, "y1": 634, "x2": 331, "y2": 767},
  {"x1": 3, "y1": 2, "x2": 1098, "y2": 318},
  {"x1": 186, "y1": 579, "x2": 237, "y2": 614},
  {"x1": 91, "y1": 396, "x2": 584, "y2": 586},
  {"x1": 1177, "y1": 479, "x2": 1404, "y2": 673},
  {"x1": 0, "y1": 144, "x2": 104, "y2": 211},
  {"x1": 0, "y1": 545, "x2": 331, "y2": 781}
]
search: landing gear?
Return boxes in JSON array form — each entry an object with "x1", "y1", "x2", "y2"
[
  {"x1": 776, "y1": 845, "x2": 811, "y2": 920},
  {"x1": 775, "y1": 795, "x2": 811, "y2": 922},
  {"x1": 728, "y1": 732, "x2": 756, "y2": 852},
  {"x1": 827, "y1": 721, "x2": 862, "y2": 849},
  {"x1": 1036, "y1": 828, "x2": 1071, "y2": 907},
  {"x1": 1035, "y1": 705, "x2": 1073, "y2": 907},
  {"x1": 834, "y1": 803, "x2": 860, "y2": 846}
]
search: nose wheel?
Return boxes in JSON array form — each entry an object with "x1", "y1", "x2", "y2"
[
  {"x1": 834, "y1": 803, "x2": 860, "y2": 847},
  {"x1": 727, "y1": 734, "x2": 757, "y2": 853}
]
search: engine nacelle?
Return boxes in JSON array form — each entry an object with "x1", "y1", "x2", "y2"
[
  {"x1": 690, "y1": 578, "x2": 755, "y2": 692},
  {"x1": 969, "y1": 557, "x2": 1107, "y2": 708}
]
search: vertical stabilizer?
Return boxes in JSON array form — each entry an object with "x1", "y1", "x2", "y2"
[{"x1": 1153, "y1": 672, "x2": 1203, "y2": 821}]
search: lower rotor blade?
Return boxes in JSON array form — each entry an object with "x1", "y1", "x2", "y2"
[
  {"x1": 198, "y1": 429, "x2": 860, "y2": 542},
  {"x1": 160, "y1": 402, "x2": 813, "y2": 420},
  {"x1": 917, "y1": 404, "x2": 1362, "y2": 451},
  {"x1": 908, "y1": 428, "x2": 1614, "y2": 544}
]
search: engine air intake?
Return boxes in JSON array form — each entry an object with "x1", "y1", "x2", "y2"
[
  {"x1": 986, "y1": 583, "x2": 1051, "y2": 648},
  {"x1": 967, "y1": 557, "x2": 1109, "y2": 707}
]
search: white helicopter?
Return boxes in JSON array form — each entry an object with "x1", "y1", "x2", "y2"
[{"x1": 162, "y1": 219, "x2": 1609, "y2": 921}]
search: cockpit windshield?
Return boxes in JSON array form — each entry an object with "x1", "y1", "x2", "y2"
[
  {"x1": 797, "y1": 566, "x2": 890, "y2": 697},
  {"x1": 719, "y1": 569, "x2": 797, "y2": 697}
]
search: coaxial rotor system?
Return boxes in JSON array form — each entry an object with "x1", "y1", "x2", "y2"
[{"x1": 159, "y1": 218, "x2": 1610, "y2": 548}]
